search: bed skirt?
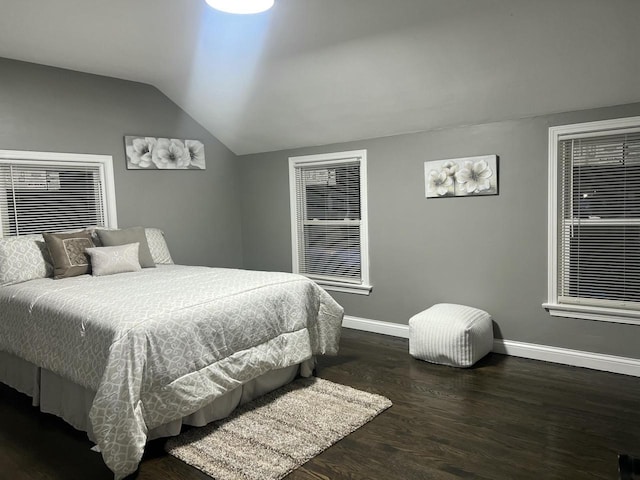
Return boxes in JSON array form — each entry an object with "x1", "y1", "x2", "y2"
[{"x1": 0, "y1": 350, "x2": 315, "y2": 444}]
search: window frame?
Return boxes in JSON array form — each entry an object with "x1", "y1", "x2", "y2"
[
  {"x1": 544, "y1": 116, "x2": 640, "y2": 326},
  {"x1": 288, "y1": 149, "x2": 372, "y2": 295},
  {"x1": 0, "y1": 149, "x2": 118, "y2": 237}
]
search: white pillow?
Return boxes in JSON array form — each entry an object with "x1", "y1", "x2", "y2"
[
  {"x1": 0, "y1": 234, "x2": 53, "y2": 286},
  {"x1": 145, "y1": 228, "x2": 174, "y2": 264},
  {"x1": 85, "y1": 243, "x2": 142, "y2": 276}
]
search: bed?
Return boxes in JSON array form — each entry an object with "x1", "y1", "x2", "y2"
[{"x1": 0, "y1": 228, "x2": 344, "y2": 479}]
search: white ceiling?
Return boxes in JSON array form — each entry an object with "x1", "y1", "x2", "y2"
[{"x1": 1, "y1": 0, "x2": 639, "y2": 155}]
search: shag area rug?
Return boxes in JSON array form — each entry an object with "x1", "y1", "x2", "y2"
[{"x1": 165, "y1": 377, "x2": 392, "y2": 480}]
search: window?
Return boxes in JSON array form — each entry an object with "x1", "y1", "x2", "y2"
[
  {"x1": 289, "y1": 149, "x2": 371, "y2": 295},
  {"x1": 0, "y1": 150, "x2": 117, "y2": 237},
  {"x1": 545, "y1": 117, "x2": 640, "y2": 325}
]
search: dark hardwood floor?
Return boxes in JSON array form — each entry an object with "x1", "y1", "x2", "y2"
[{"x1": 1, "y1": 328, "x2": 639, "y2": 480}]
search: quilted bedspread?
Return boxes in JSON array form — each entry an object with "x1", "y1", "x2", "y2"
[{"x1": 0, "y1": 265, "x2": 344, "y2": 479}]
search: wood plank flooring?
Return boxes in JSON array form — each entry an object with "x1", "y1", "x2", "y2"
[{"x1": 1, "y1": 328, "x2": 639, "y2": 480}]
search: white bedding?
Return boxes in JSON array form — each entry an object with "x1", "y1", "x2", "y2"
[{"x1": 0, "y1": 265, "x2": 343, "y2": 479}]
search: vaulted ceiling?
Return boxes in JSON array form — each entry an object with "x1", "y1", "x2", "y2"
[{"x1": 1, "y1": 0, "x2": 639, "y2": 155}]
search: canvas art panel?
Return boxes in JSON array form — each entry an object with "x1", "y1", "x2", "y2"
[
  {"x1": 125, "y1": 136, "x2": 206, "y2": 170},
  {"x1": 424, "y1": 155, "x2": 498, "y2": 198}
]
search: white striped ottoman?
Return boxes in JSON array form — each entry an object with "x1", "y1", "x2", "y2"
[{"x1": 408, "y1": 303, "x2": 493, "y2": 367}]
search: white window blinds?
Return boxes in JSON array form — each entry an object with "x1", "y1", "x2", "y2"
[
  {"x1": 289, "y1": 150, "x2": 371, "y2": 295},
  {"x1": 0, "y1": 151, "x2": 117, "y2": 237},
  {"x1": 557, "y1": 131, "x2": 640, "y2": 309}
]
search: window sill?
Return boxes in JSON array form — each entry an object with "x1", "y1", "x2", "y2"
[
  {"x1": 317, "y1": 281, "x2": 372, "y2": 296},
  {"x1": 542, "y1": 303, "x2": 640, "y2": 326}
]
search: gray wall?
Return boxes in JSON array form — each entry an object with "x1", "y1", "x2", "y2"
[
  {"x1": 0, "y1": 57, "x2": 243, "y2": 267},
  {"x1": 2, "y1": 56, "x2": 637, "y2": 359},
  {"x1": 239, "y1": 103, "x2": 640, "y2": 359}
]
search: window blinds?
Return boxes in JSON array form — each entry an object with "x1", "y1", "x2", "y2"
[
  {"x1": 0, "y1": 161, "x2": 106, "y2": 236},
  {"x1": 293, "y1": 160, "x2": 362, "y2": 284},
  {"x1": 558, "y1": 131, "x2": 640, "y2": 308}
]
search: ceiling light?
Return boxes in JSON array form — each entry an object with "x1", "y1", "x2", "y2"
[{"x1": 205, "y1": 0, "x2": 274, "y2": 14}]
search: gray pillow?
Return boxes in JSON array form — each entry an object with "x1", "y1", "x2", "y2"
[
  {"x1": 96, "y1": 227, "x2": 155, "y2": 268},
  {"x1": 85, "y1": 243, "x2": 142, "y2": 276},
  {"x1": 43, "y1": 231, "x2": 95, "y2": 279}
]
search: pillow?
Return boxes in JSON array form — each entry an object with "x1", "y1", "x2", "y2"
[
  {"x1": 96, "y1": 227, "x2": 155, "y2": 268},
  {"x1": 85, "y1": 243, "x2": 142, "y2": 276},
  {"x1": 145, "y1": 228, "x2": 174, "y2": 265},
  {"x1": 43, "y1": 231, "x2": 95, "y2": 279},
  {"x1": 0, "y1": 234, "x2": 53, "y2": 286}
]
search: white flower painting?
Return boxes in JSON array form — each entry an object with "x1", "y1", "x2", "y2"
[
  {"x1": 125, "y1": 136, "x2": 206, "y2": 170},
  {"x1": 424, "y1": 155, "x2": 498, "y2": 198}
]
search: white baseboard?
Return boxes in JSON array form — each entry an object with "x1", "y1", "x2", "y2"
[
  {"x1": 342, "y1": 315, "x2": 640, "y2": 377},
  {"x1": 343, "y1": 315, "x2": 409, "y2": 338},
  {"x1": 492, "y1": 338, "x2": 640, "y2": 377}
]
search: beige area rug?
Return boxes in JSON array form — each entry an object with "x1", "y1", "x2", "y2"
[{"x1": 165, "y1": 377, "x2": 392, "y2": 480}]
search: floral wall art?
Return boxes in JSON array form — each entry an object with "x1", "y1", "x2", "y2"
[
  {"x1": 424, "y1": 155, "x2": 498, "y2": 198},
  {"x1": 125, "y1": 136, "x2": 206, "y2": 170}
]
